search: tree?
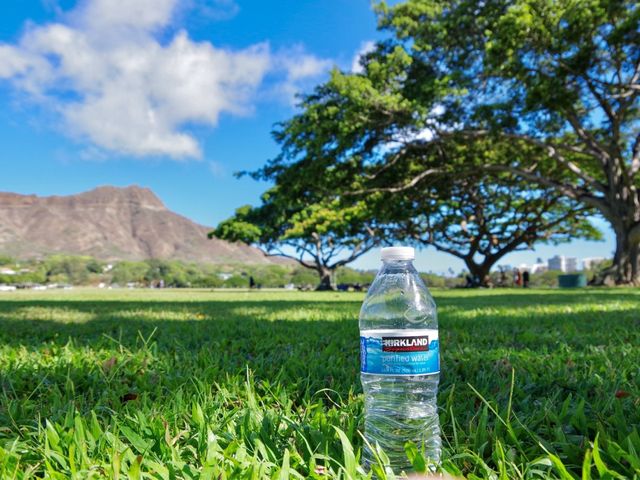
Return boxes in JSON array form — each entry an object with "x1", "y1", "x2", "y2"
[
  {"x1": 394, "y1": 172, "x2": 599, "y2": 286},
  {"x1": 44, "y1": 255, "x2": 93, "y2": 284},
  {"x1": 250, "y1": 42, "x2": 602, "y2": 284},
  {"x1": 369, "y1": 0, "x2": 640, "y2": 283},
  {"x1": 110, "y1": 260, "x2": 149, "y2": 285},
  {"x1": 360, "y1": 137, "x2": 601, "y2": 285},
  {"x1": 210, "y1": 193, "x2": 384, "y2": 290}
]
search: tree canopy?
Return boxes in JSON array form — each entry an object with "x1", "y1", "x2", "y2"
[
  {"x1": 375, "y1": 0, "x2": 640, "y2": 283},
  {"x1": 255, "y1": 0, "x2": 638, "y2": 283},
  {"x1": 386, "y1": 143, "x2": 601, "y2": 284},
  {"x1": 211, "y1": 191, "x2": 386, "y2": 289}
]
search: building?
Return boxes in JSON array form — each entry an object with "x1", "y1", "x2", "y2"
[
  {"x1": 516, "y1": 262, "x2": 547, "y2": 274},
  {"x1": 548, "y1": 255, "x2": 578, "y2": 273},
  {"x1": 582, "y1": 257, "x2": 606, "y2": 270},
  {"x1": 534, "y1": 263, "x2": 547, "y2": 274}
]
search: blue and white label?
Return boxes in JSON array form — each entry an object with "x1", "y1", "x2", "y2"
[{"x1": 360, "y1": 329, "x2": 439, "y2": 375}]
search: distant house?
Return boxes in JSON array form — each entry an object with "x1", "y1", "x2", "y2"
[
  {"x1": 548, "y1": 255, "x2": 578, "y2": 273},
  {"x1": 0, "y1": 268, "x2": 16, "y2": 275}
]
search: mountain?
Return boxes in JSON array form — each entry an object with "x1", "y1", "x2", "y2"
[{"x1": 0, "y1": 186, "x2": 278, "y2": 264}]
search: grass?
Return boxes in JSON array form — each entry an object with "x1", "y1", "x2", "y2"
[{"x1": 0, "y1": 288, "x2": 638, "y2": 479}]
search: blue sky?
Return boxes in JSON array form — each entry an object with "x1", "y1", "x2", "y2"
[{"x1": 0, "y1": 0, "x2": 613, "y2": 272}]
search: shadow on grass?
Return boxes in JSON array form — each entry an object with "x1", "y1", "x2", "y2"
[
  {"x1": 0, "y1": 290, "x2": 638, "y2": 466},
  {"x1": 0, "y1": 290, "x2": 637, "y2": 390}
]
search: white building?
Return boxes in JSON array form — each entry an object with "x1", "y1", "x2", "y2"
[
  {"x1": 532, "y1": 263, "x2": 547, "y2": 274},
  {"x1": 516, "y1": 262, "x2": 547, "y2": 274},
  {"x1": 548, "y1": 255, "x2": 578, "y2": 273},
  {"x1": 582, "y1": 257, "x2": 606, "y2": 270}
]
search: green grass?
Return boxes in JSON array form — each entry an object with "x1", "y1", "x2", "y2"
[{"x1": 0, "y1": 288, "x2": 638, "y2": 479}]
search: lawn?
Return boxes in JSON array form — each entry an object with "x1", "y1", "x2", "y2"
[{"x1": 0, "y1": 288, "x2": 638, "y2": 479}]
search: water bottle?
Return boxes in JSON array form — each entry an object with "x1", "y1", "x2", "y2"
[{"x1": 359, "y1": 246, "x2": 441, "y2": 473}]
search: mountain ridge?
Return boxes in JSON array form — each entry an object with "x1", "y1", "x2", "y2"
[{"x1": 0, "y1": 185, "x2": 277, "y2": 264}]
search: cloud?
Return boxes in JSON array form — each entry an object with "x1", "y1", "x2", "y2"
[
  {"x1": 351, "y1": 41, "x2": 376, "y2": 74},
  {"x1": 189, "y1": 0, "x2": 240, "y2": 21},
  {"x1": 274, "y1": 45, "x2": 333, "y2": 104},
  {"x1": 0, "y1": 0, "x2": 329, "y2": 159}
]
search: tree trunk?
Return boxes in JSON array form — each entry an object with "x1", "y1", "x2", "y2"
[
  {"x1": 598, "y1": 221, "x2": 640, "y2": 285},
  {"x1": 465, "y1": 260, "x2": 493, "y2": 288},
  {"x1": 316, "y1": 267, "x2": 335, "y2": 291}
]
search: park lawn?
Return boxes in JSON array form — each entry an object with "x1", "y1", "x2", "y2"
[{"x1": 0, "y1": 288, "x2": 638, "y2": 479}]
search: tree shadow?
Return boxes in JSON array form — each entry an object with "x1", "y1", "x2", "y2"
[{"x1": 0, "y1": 290, "x2": 637, "y2": 424}]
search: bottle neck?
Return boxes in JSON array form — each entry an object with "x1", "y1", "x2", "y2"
[{"x1": 380, "y1": 259, "x2": 416, "y2": 273}]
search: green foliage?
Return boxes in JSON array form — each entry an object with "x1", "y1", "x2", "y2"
[
  {"x1": 290, "y1": 266, "x2": 321, "y2": 287},
  {"x1": 0, "y1": 255, "x2": 14, "y2": 266},
  {"x1": 335, "y1": 267, "x2": 376, "y2": 286},
  {"x1": 385, "y1": 140, "x2": 601, "y2": 280},
  {"x1": 213, "y1": 205, "x2": 263, "y2": 244},
  {"x1": 211, "y1": 194, "x2": 385, "y2": 289},
  {"x1": 111, "y1": 261, "x2": 149, "y2": 285},
  {"x1": 530, "y1": 270, "x2": 564, "y2": 288},
  {"x1": 259, "y1": 0, "x2": 638, "y2": 283},
  {"x1": 40, "y1": 255, "x2": 106, "y2": 285},
  {"x1": 0, "y1": 289, "x2": 637, "y2": 478},
  {"x1": 373, "y1": 0, "x2": 640, "y2": 283},
  {"x1": 259, "y1": 24, "x2": 606, "y2": 286},
  {"x1": 223, "y1": 273, "x2": 251, "y2": 288}
]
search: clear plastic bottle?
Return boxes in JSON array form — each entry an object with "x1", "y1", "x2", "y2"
[{"x1": 359, "y1": 246, "x2": 441, "y2": 473}]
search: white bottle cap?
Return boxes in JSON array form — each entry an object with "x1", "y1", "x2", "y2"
[{"x1": 381, "y1": 246, "x2": 415, "y2": 261}]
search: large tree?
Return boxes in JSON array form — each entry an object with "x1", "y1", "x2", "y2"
[
  {"x1": 358, "y1": 137, "x2": 600, "y2": 284},
  {"x1": 210, "y1": 192, "x2": 384, "y2": 290},
  {"x1": 247, "y1": 41, "x2": 602, "y2": 283},
  {"x1": 260, "y1": 101, "x2": 600, "y2": 285},
  {"x1": 259, "y1": 1, "x2": 638, "y2": 283},
  {"x1": 389, "y1": 170, "x2": 599, "y2": 286},
  {"x1": 370, "y1": 0, "x2": 640, "y2": 284}
]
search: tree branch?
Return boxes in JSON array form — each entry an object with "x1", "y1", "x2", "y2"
[
  {"x1": 563, "y1": 109, "x2": 610, "y2": 163},
  {"x1": 485, "y1": 164, "x2": 610, "y2": 216},
  {"x1": 348, "y1": 166, "x2": 446, "y2": 195},
  {"x1": 497, "y1": 133, "x2": 607, "y2": 193},
  {"x1": 263, "y1": 246, "x2": 316, "y2": 270},
  {"x1": 330, "y1": 240, "x2": 377, "y2": 268}
]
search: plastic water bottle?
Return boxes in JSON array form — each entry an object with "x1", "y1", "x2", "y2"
[{"x1": 359, "y1": 246, "x2": 441, "y2": 473}]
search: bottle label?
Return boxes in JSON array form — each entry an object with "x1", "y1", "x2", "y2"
[{"x1": 360, "y1": 329, "x2": 439, "y2": 375}]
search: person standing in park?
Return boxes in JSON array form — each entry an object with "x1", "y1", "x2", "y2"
[{"x1": 514, "y1": 269, "x2": 522, "y2": 287}]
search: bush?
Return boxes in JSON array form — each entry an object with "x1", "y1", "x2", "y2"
[{"x1": 421, "y1": 273, "x2": 446, "y2": 288}]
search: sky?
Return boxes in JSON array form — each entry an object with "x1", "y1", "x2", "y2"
[{"x1": 0, "y1": 0, "x2": 614, "y2": 273}]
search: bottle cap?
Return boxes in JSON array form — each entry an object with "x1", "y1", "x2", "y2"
[{"x1": 381, "y1": 246, "x2": 415, "y2": 261}]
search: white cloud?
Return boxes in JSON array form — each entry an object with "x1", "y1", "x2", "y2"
[
  {"x1": 77, "y1": 0, "x2": 178, "y2": 31},
  {"x1": 189, "y1": 0, "x2": 240, "y2": 21},
  {"x1": 351, "y1": 40, "x2": 376, "y2": 74},
  {"x1": 0, "y1": 0, "x2": 329, "y2": 159},
  {"x1": 272, "y1": 45, "x2": 333, "y2": 104}
]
